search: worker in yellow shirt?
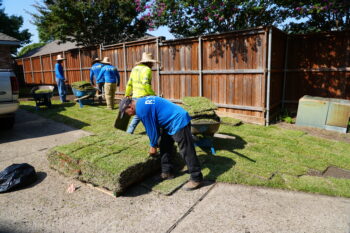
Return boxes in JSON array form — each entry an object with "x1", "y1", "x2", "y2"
[{"x1": 125, "y1": 52, "x2": 157, "y2": 134}]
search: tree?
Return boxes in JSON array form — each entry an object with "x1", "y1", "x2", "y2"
[
  {"x1": 31, "y1": 0, "x2": 149, "y2": 46},
  {"x1": 0, "y1": 0, "x2": 31, "y2": 50},
  {"x1": 136, "y1": 0, "x2": 287, "y2": 38},
  {"x1": 17, "y1": 42, "x2": 46, "y2": 57},
  {"x1": 277, "y1": 0, "x2": 350, "y2": 33},
  {"x1": 136, "y1": 0, "x2": 349, "y2": 37}
]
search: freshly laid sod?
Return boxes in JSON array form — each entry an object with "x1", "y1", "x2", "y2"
[{"x1": 20, "y1": 100, "x2": 350, "y2": 197}]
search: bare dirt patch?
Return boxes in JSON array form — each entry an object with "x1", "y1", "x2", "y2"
[
  {"x1": 305, "y1": 166, "x2": 350, "y2": 179},
  {"x1": 323, "y1": 166, "x2": 350, "y2": 179},
  {"x1": 277, "y1": 122, "x2": 350, "y2": 144}
]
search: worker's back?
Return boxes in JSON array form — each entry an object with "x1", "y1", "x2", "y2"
[{"x1": 125, "y1": 64, "x2": 155, "y2": 98}]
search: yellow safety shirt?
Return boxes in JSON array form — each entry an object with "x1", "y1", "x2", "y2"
[{"x1": 125, "y1": 64, "x2": 156, "y2": 98}]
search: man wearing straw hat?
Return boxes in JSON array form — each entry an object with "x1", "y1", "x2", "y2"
[
  {"x1": 124, "y1": 52, "x2": 157, "y2": 134},
  {"x1": 55, "y1": 54, "x2": 68, "y2": 103},
  {"x1": 90, "y1": 57, "x2": 104, "y2": 104},
  {"x1": 97, "y1": 57, "x2": 120, "y2": 109}
]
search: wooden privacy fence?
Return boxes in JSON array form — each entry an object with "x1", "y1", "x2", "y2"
[
  {"x1": 15, "y1": 26, "x2": 350, "y2": 125},
  {"x1": 283, "y1": 30, "x2": 350, "y2": 105}
]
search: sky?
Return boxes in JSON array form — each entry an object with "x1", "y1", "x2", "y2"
[{"x1": 2, "y1": 0, "x2": 174, "y2": 47}]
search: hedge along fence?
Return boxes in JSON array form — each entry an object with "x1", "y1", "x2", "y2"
[{"x1": 15, "y1": 26, "x2": 350, "y2": 125}]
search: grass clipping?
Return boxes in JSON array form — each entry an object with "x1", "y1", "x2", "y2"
[
  {"x1": 47, "y1": 130, "x2": 162, "y2": 196},
  {"x1": 182, "y1": 96, "x2": 220, "y2": 124}
]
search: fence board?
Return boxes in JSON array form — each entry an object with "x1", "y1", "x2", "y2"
[{"x1": 285, "y1": 30, "x2": 350, "y2": 103}]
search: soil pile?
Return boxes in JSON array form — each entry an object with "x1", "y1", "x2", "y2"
[
  {"x1": 71, "y1": 81, "x2": 95, "y2": 91},
  {"x1": 182, "y1": 96, "x2": 220, "y2": 124}
]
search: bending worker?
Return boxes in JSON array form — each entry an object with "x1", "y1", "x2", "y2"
[
  {"x1": 124, "y1": 52, "x2": 157, "y2": 134},
  {"x1": 89, "y1": 57, "x2": 104, "y2": 103},
  {"x1": 119, "y1": 96, "x2": 203, "y2": 191},
  {"x1": 55, "y1": 54, "x2": 68, "y2": 103},
  {"x1": 97, "y1": 57, "x2": 120, "y2": 109}
]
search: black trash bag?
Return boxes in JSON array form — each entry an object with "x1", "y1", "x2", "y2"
[{"x1": 0, "y1": 163, "x2": 37, "y2": 193}]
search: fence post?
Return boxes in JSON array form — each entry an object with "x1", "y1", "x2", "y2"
[
  {"x1": 282, "y1": 35, "x2": 289, "y2": 110},
  {"x1": 29, "y1": 57, "x2": 34, "y2": 83},
  {"x1": 50, "y1": 54, "x2": 54, "y2": 84},
  {"x1": 266, "y1": 28, "x2": 272, "y2": 126},
  {"x1": 79, "y1": 48, "x2": 83, "y2": 81},
  {"x1": 198, "y1": 36, "x2": 203, "y2": 97},
  {"x1": 156, "y1": 37, "x2": 161, "y2": 96},
  {"x1": 22, "y1": 58, "x2": 26, "y2": 84},
  {"x1": 39, "y1": 55, "x2": 44, "y2": 84},
  {"x1": 123, "y1": 43, "x2": 127, "y2": 86},
  {"x1": 63, "y1": 51, "x2": 68, "y2": 83}
]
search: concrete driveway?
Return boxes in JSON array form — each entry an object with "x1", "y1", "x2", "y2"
[{"x1": 0, "y1": 109, "x2": 350, "y2": 233}]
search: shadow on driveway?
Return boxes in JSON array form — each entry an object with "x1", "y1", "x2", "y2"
[{"x1": 0, "y1": 108, "x2": 90, "y2": 143}]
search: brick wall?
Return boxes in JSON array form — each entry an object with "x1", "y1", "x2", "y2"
[{"x1": 0, "y1": 45, "x2": 13, "y2": 69}]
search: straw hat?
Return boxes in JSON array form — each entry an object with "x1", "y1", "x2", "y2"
[
  {"x1": 136, "y1": 52, "x2": 158, "y2": 65},
  {"x1": 56, "y1": 54, "x2": 66, "y2": 61},
  {"x1": 92, "y1": 57, "x2": 102, "y2": 64},
  {"x1": 101, "y1": 57, "x2": 111, "y2": 64}
]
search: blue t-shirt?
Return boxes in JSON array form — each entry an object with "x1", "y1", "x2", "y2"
[
  {"x1": 97, "y1": 64, "x2": 120, "y2": 84},
  {"x1": 90, "y1": 62, "x2": 104, "y2": 84},
  {"x1": 136, "y1": 96, "x2": 191, "y2": 147},
  {"x1": 55, "y1": 63, "x2": 65, "y2": 80}
]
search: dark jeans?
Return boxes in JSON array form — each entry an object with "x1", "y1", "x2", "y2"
[
  {"x1": 96, "y1": 82, "x2": 104, "y2": 95},
  {"x1": 159, "y1": 124, "x2": 203, "y2": 182},
  {"x1": 96, "y1": 82, "x2": 104, "y2": 102},
  {"x1": 56, "y1": 78, "x2": 66, "y2": 102}
]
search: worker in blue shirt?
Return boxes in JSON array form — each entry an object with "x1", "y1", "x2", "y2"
[
  {"x1": 119, "y1": 96, "x2": 203, "y2": 191},
  {"x1": 97, "y1": 57, "x2": 120, "y2": 109},
  {"x1": 90, "y1": 57, "x2": 104, "y2": 104},
  {"x1": 55, "y1": 54, "x2": 68, "y2": 103}
]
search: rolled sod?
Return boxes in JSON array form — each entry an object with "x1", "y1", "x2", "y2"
[
  {"x1": 47, "y1": 130, "x2": 183, "y2": 196},
  {"x1": 71, "y1": 81, "x2": 95, "y2": 91},
  {"x1": 182, "y1": 96, "x2": 220, "y2": 123}
]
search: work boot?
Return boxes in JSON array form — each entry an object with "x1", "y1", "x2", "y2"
[
  {"x1": 183, "y1": 180, "x2": 202, "y2": 191},
  {"x1": 160, "y1": 173, "x2": 174, "y2": 180}
]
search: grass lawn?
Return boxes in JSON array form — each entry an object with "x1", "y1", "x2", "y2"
[{"x1": 20, "y1": 100, "x2": 350, "y2": 197}]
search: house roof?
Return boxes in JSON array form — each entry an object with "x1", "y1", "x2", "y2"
[
  {"x1": 0, "y1": 32, "x2": 20, "y2": 45},
  {"x1": 19, "y1": 34, "x2": 156, "y2": 58},
  {"x1": 19, "y1": 40, "x2": 82, "y2": 58}
]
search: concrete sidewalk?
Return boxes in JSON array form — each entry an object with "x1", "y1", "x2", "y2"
[{"x1": 0, "y1": 109, "x2": 349, "y2": 233}]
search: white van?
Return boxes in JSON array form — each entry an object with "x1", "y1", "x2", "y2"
[{"x1": 0, "y1": 69, "x2": 19, "y2": 129}]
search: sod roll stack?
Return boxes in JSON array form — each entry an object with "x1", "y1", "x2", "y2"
[
  {"x1": 47, "y1": 130, "x2": 162, "y2": 196},
  {"x1": 182, "y1": 96, "x2": 220, "y2": 123},
  {"x1": 71, "y1": 81, "x2": 95, "y2": 92}
]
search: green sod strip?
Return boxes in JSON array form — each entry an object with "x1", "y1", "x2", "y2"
[{"x1": 141, "y1": 169, "x2": 189, "y2": 195}]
